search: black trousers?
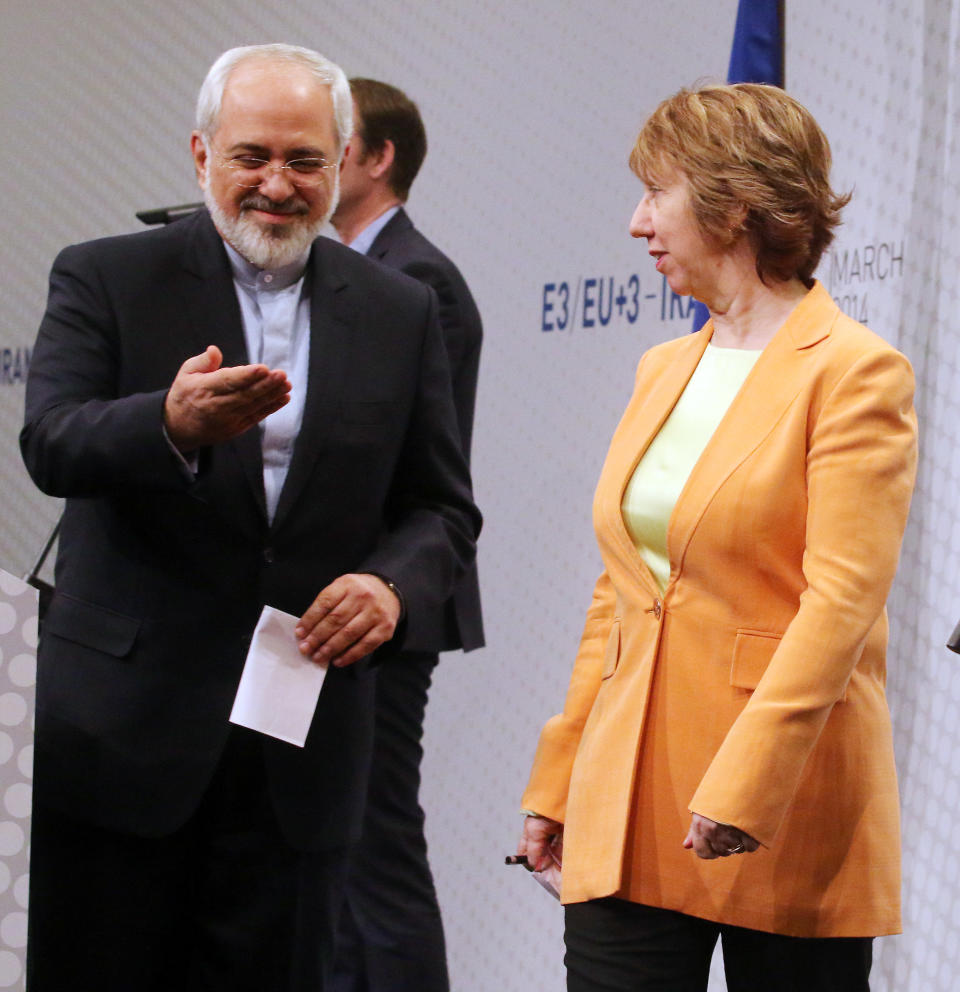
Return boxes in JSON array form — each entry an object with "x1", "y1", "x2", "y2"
[
  {"x1": 331, "y1": 651, "x2": 449, "y2": 992},
  {"x1": 27, "y1": 726, "x2": 348, "y2": 992},
  {"x1": 565, "y1": 898, "x2": 873, "y2": 992}
]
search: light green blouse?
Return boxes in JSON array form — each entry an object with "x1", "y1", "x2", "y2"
[{"x1": 621, "y1": 343, "x2": 762, "y2": 592}]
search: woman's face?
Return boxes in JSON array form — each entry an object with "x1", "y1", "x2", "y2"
[{"x1": 629, "y1": 169, "x2": 724, "y2": 302}]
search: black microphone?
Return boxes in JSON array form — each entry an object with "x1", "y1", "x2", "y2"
[
  {"x1": 947, "y1": 620, "x2": 960, "y2": 655},
  {"x1": 136, "y1": 202, "x2": 203, "y2": 226}
]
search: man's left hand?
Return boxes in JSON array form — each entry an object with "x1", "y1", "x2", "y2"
[{"x1": 295, "y1": 574, "x2": 401, "y2": 668}]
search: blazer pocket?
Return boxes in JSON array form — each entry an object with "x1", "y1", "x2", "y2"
[
  {"x1": 601, "y1": 620, "x2": 621, "y2": 679},
  {"x1": 43, "y1": 594, "x2": 140, "y2": 659},
  {"x1": 730, "y1": 629, "x2": 781, "y2": 691}
]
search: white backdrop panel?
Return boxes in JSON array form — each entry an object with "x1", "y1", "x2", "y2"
[
  {"x1": 1, "y1": 2, "x2": 958, "y2": 990},
  {"x1": 788, "y1": 5, "x2": 960, "y2": 989}
]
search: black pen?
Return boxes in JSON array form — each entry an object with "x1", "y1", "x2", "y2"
[{"x1": 505, "y1": 854, "x2": 534, "y2": 872}]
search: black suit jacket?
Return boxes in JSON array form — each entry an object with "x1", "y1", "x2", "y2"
[
  {"x1": 21, "y1": 208, "x2": 480, "y2": 850},
  {"x1": 367, "y1": 208, "x2": 484, "y2": 651}
]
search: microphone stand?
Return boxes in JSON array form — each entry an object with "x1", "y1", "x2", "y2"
[{"x1": 22, "y1": 515, "x2": 60, "y2": 623}]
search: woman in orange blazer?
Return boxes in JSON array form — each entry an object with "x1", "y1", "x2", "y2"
[{"x1": 518, "y1": 85, "x2": 917, "y2": 992}]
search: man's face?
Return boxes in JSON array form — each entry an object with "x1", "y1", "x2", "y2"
[
  {"x1": 192, "y1": 59, "x2": 340, "y2": 268},
  {"x1": 332, "y1": 105, "x2": 374, "y2": 221}
]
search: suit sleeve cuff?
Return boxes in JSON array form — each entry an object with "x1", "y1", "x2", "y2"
[{"x1": 361, "y1": 572, "x2": 406, "y2": 623}]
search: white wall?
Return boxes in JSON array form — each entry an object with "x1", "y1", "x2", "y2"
[{"x1": 1, "y1": 2, "x2": 958, "y2": 989}]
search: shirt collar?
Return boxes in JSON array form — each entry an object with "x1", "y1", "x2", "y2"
[
  {"x1": 346, "y1": 205, "x2": 401, "y2": 256},
  {"x1": 223, "y1": 240, "x2": 310, "y2": 292}
]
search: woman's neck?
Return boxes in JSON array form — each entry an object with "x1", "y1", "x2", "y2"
[{"x1": 700, "y1": 246, "x2": 809, "y2": 350}]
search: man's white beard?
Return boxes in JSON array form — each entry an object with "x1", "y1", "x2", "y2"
[{"x1": 204, "y1": 177, "x2": 339, "y2": 270}]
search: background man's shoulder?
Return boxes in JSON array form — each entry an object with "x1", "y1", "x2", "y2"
[
  {"x1": 378, "y1": 216, "x2": 465, "y2": 282},
  {"x1": 314, "y1": 232, "x2": 437, "y2": 307},
  {"x1": 369, "y1": 217, "x2": 481, "y2": 336}
]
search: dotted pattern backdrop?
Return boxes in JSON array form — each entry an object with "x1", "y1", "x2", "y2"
[
  {"x1": 0, "y1": 573, "x2": 37, "y2": 992},
  {"x1": 787, "y1": 5, "x2": 960, "y2": 988},
  {"x1": 1, "y1": 3, "x2": 959, "y2": 991}
]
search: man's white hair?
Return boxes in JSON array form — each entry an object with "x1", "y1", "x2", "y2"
[{"x1": 196, "y1": 43, "x2": 353, "y2": 155}]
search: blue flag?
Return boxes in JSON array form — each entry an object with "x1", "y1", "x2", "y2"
[
  {"x1": 728, "y1": 0, "x2": 784, "y2": 86},
  {"x1": 692, "y1": 0, "x2": 784, "y2": 331}
]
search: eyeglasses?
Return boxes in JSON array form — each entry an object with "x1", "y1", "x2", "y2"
[{"x1": 216, "y1": 151, "x2": 338, "y2": 188}]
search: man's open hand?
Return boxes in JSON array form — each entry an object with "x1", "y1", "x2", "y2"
[{"x1": 163, "y1": 345, "x2": 291, "y2": 451}]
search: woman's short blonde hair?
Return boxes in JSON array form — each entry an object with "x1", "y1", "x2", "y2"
[{"x1": 629, "y1": 83, "x2": 850, "y2": 285}]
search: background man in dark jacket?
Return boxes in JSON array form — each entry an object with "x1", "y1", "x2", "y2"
[{"x1": 330, "y1": 77, "x2": 484, "y2": 992}]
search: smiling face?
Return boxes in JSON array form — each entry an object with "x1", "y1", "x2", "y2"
[
  {"x1": 191, "y1": 58, "x2": 341, "y2": 269},
  {"x1": 629, "y1": 168, "x2": 728, "y2": 302}
]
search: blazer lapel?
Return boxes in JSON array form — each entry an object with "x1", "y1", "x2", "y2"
[
  {"x1": 665, "y1": 282, "x2": 836, "y2": 568},
  {"x1": 599, "y1": 328, "x2": 710, "y2": 597},
  {"x1": 179, "y1": 211, "x2": 267, "y2": 525},
  {"x1": 599, "y1": 281, "x2": 836, "y2": 596},
  {"x1": 270, "y1": 239, "x2": 354, "y2": 528},
  {"x1": 367, "y1": 207, "x2": 412, "y2": 263}
]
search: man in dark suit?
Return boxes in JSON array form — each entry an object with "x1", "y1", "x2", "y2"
[
  {"x1": 20, "y1": 45, "x2": 479, "y2": 992},
  {"x1": 329, "y1": 78, "x2": 483, "y2": 992}
]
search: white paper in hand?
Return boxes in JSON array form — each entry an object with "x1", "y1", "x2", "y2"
[{"x1": 229, "y1": 605, "x2": 327, "y2": 747}]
